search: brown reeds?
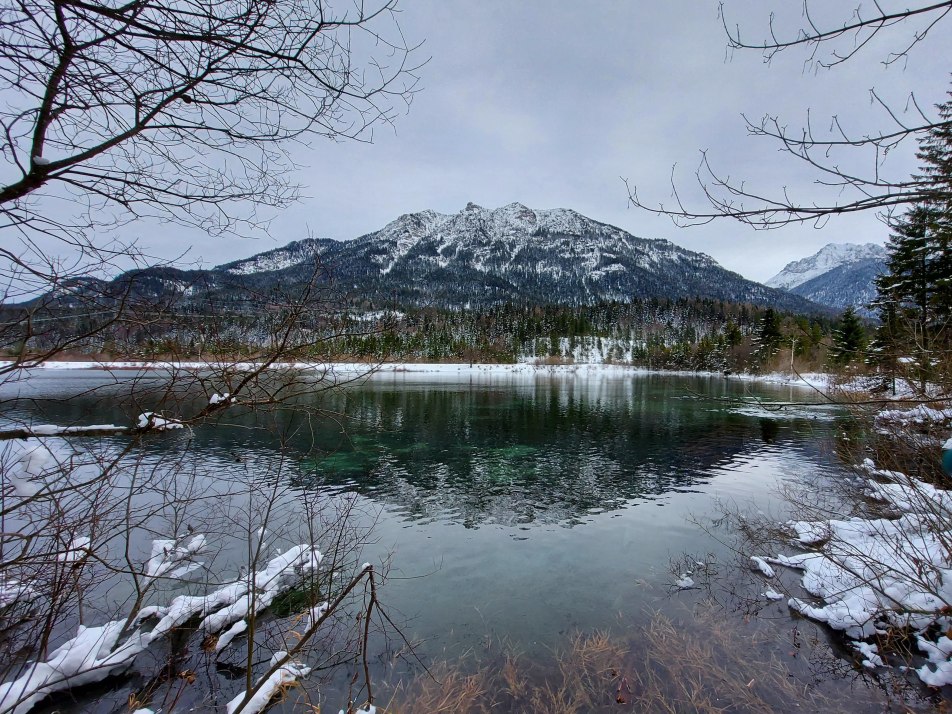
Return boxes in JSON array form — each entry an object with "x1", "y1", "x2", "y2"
[{"x1": 382, "y1": 606, "x2": 859, "y2": 714}]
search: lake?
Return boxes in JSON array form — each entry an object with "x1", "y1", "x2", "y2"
[{"x1": 1, "y1": 367, "x2": 893, "y2": 712}]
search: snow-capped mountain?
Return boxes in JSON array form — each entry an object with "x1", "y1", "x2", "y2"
[
  {"x1": 766, "y1": 243, "x2": 887, "y2": 314},
  {"x1": 766, "y1": 243, "x2": 886, "y2": 290},
  {"x1": 36, "y1": 203, "x2": 824, "y2": 313},
  {"x1": 216, "y1": 202, "x2": 818, "y2": 310}
]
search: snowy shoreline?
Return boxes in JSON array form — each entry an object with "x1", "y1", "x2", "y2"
[{"x1": 0, "y1": 359, "x2": 830, "y2": 388}]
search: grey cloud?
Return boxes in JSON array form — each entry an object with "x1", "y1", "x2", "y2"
[{"x1": 67, "y1": 1, "x2": 952, "y2": 283}]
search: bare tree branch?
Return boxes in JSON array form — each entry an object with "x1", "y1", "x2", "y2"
[{"x1": 627, "y1": 1, "x2": 952, "y2": 228}]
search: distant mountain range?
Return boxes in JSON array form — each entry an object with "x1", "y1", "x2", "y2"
[
  {"x1": 766, "y1": 243, "x2": 887, "y2": 316},
  {"x1": 33, "y1": 203, "x2": 827, "y2": 314}
]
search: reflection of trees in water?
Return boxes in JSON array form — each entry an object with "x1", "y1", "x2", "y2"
[
  {"x1": 284, "y1": 377, "x2": 836, "y2": 528},
  {"x1": 9, "y1": 375, "x2": 838, "y2": 529}
]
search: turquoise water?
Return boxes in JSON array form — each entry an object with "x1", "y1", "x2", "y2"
[{"x1": 306, "y1": 372, "x2": 843, "y2": 656}]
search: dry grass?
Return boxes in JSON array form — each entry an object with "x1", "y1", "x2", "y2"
[
  {"x1": 628, "y1": 609, "x2": 838, "y2": 714},
  {"x1": 382, "y1": 630, "x2": 624, "y2": 713},
  {"x1": 384, "y1": 661, "x2": 497, "y2": 713},
  {"x1": 382, "y1": 607, "x2": 860, "y2": 714}
]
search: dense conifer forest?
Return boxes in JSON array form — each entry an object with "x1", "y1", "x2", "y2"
[{"x1": 2, "y1": 296, "x2": 839, "y2": 373}]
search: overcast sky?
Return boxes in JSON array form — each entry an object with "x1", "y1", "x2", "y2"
[{"x1": 147, "y1": 1, "x2": 952, "y2": 282}]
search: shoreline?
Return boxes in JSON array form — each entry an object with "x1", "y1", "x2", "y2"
[{"x1": 0, "y1": 358, "x2": 831, "y2": 389}]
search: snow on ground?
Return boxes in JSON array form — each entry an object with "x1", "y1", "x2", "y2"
[
  {"x1": 732, "y1": 371, "x2": 832, "y2": 391},
  {"x1": 767, "y1": 456, "x2": 952, "y2": 685},
  {"x1": 674, "y1": 573, "x2": 694, "y2": 589},
  {"x1": 750, "y1": 556, "x2": 775, "y2": 578},
  {"x1": 517, "y1": 336, "x2": 639, "y2": 364},
  {"x1": 853, "y1": 641, "x2": 885, "y2": 669},
  {"x1": 57, "y1": 537, "x2": 91, "y2": 564},
  {"x1": 215, "y1": 620, "x2": 248, "y2": 653},
  {"x1": 0, "y1": 359, "x2": 838, "y2": 392},
  {"x1": 0, "y1": 579, "x2": 35, "y2": 608},
  {"x1": 136, "y1": 412, "x2": 183, "y2": 430},
  {"x1": 1, "y1": 436, "x2": 108, "y2": 500},
  {"x1": 876, "y1": 404, "x2": 952, "y2": 426},
  {"x1": 3, "y1": 440, "x2": 60, "y2": 497},
  {"x1": 144, "y1": 534, "x2": 206, "y2": 583},
  {"x1": 728, "y1": 404, "x2": 839, "y2": 421},
  {"x1": 23, "y1": 424, "x2": 126, "y2": 435}
]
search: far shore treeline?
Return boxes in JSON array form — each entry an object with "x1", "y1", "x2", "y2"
[{"x1": 0, "y1": 296, "x2": 843, "y2": 374}]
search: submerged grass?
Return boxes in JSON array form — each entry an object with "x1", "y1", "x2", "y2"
[
  {"x1": 383, "y1": 628, "x2": 622, "y2": 714},
  {"x1": 382, "y1": 606, "x2": 859, "y2": 714}
]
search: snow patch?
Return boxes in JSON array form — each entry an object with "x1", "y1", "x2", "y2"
[
  {"x1": 675, "y1": 574, "x2": 694, "y2": 589},
  {"x1": 0, "y1": 544, "x2": 323, "y2": 714},
  {"x1": 58, "y1": 537, "x2": 90, "y2": 564},
  {"x1": 750, "y1": 556, "x2": 775, "y2": 578},
  {"x1": 226, "y1": 651, "x2": 311, "y2": 714},
  {"x1": 145, "y1": 534, "x2": 206, "y2": 583},
  {"x1": 768, "y1": 459, "x2": 952, "y2": 684},
  {"x1": 215, "y1": 620, "x2": 248, "y2": 653},
  {"x1": 0, "y1": 579, "x2": 36, "y2": 608},
  {"x1": 136, "y1": 412, "x2": 183, "y2": 430},
  {"x1": 876, "y1": 404, "x2": 952, "y2": 426},
  {"x1": 853, "y1": 641, "x2": 885, "y2": 669}
]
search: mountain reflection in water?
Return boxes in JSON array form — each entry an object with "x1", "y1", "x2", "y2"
[
  {"x1": 0, "y1": 368, "x2": 853, "y2": 678},
  {"x1": 279, "y1": 373, "x2": 837, "y2": 528},
  {"x1": 1, "y1": 371, "x2": 839, "y2": 535}
]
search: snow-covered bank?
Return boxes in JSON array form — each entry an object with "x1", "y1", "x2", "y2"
[
  {"x1": 731, "y1": 371, "x2": 832, "y2": 391},
  {"x1": 761, "y1": 455, "x2": 952, "y2": 686},
  {"x1": 0, "y1": 358, "x2": 831, "y2": 388}
]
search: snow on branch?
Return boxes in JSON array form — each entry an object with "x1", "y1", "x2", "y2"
[
  {"x1": 0, "y1": 542, "x2": 323, "y2": 714},
  {"x1": 226, "y1": 651, "x2": 311, "y2": 714}
]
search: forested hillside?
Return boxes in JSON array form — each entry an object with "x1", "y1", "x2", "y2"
[{"x1": 5, "y1": 296, "x2": 835, "y2": 373}]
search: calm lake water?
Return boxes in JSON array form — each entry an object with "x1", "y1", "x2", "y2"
[
  {"x1": 3, "y1": 367, "x2": 871, "y2": 711},
  {"x1": 322, "y1": 371, "x2": 842, "y2": 655}
]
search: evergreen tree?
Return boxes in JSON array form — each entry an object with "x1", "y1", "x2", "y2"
[
  {"x1": 753, "y1": 308, "x2": 783, "y2": 365},
  {"x1": 829, "y1": 307, "x2": 867, "y2": 366},
  {"x1": 871, "y1": 88, "x2": 952, "y2": 387}
]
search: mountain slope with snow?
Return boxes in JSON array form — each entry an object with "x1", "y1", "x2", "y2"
[
  {"x1": 219, "y1": 238, "x2": 334, "y2": 276},
  {"x1": 35, "y1": 203, "x2": 825, "y2": 314},
  {"x1": 236, "y1": 202, "x2": 820, "y2": 311},
  {"x1": 766, "y1": 243, "x2": 886, "y2": 314}
]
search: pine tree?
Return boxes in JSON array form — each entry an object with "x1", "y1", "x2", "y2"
[
  {"x1": 752, "y1": 308, "x2": 783, "y2": 366},
  {"x1": 871, "y1": 88, "x2": 952, "y2": 388},
  {"x1": 829, "y1": 307, "x2": 867, "y2": 366}
]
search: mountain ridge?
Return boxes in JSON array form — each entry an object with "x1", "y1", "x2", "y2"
[
  {"x1": 28, "y1": 203, "x2": 829, "y2": 315},
  {"x1": 211, "y1": 202, "x2": 821, "y2": 312},
  {"x1": 766, "y1": 242, "x2": 886, "y2": 315}
]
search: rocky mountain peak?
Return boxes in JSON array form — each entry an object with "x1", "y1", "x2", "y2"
[
  {"x1": 204, "y1": 202, "x2": 819, "y2": 312},
  {"x1": 766, "y1": 242, "x2": 887, "y2": 290},
  {"x1": 41, "y1": 202, "x2": 825, "y2": 315},
  {"x1": 765, "y1": 242, "x2": 888, "y2": 315}
]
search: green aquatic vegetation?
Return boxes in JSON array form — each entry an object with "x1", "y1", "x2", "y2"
[
  {"x1": 489, "y1": 444, "x2": 538, "y2": 460},
  {"x1": 301, "y1": 450, "x2": 377, "y2": 476},
  {"x1": 391, "y1": 442, "x2": 429, "y2": 456},
  {"x1": 269, "y1": 580, "x2": 325, "y2": 619}
]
